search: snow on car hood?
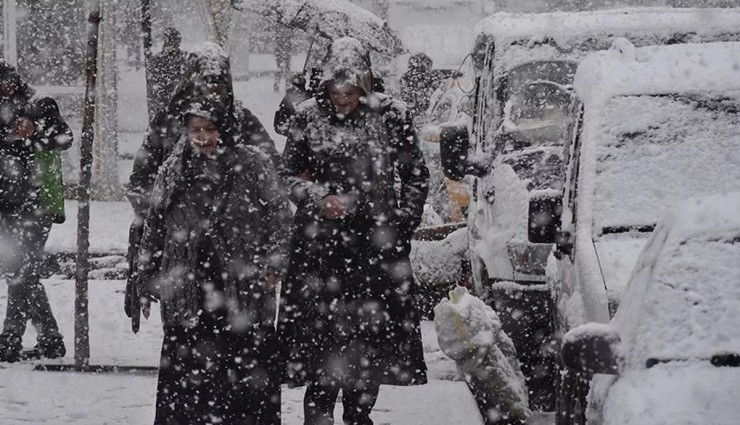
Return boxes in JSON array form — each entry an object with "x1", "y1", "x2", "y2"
[
  {"x1": 600, "y1": 363, "x2": 740, "y2": 425},
  {"x1": 593, "y1": 237, "x2": 648, "y2": 304}
]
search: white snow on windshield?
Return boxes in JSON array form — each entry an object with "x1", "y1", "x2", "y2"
[{"x1": 592, "y1": 93, "x2": 740, "y2": 233}]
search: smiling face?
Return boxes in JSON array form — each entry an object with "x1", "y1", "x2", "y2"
[
  {"x1": 328, "y1": 83, "x2": 364, "y2": 116},
  {"x1": 186, "y1": 115, "x2": 220, "y2": 157}
]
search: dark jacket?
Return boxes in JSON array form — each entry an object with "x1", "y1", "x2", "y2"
[
  {"x1": 0, "y1": 65, "x2": 72, "y2": 216},
  {"x1": 400, "y1": 53, "x2": 436, "y2": 120},
  {"x1": 136, "y1": 139, "x2": 291, "y2": 329},
  {"x1": 278, "y1": 39, "x2": 430, "y2": 387},
  {"x1": 129, "y1": 43, "x2": 279, "y2": 214},
  {"x1": 146, "y1": 46, "x2": 188, "y2": 119}
]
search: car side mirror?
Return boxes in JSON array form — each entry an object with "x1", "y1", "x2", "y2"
[
  {"x1": 439, "y1": 124, "x2": 487, "y2": 181},
  {"x1": 528, "y1": 196, "x2": 562, "y2": 243},
  {"x1": 562, "y1": 324, "x2": 620, "y2": 375},
  {"x1": 554, "y1": 230, "x2": 573, "y2": 259}
]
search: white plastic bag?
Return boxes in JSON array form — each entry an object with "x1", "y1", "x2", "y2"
[{"x1": 434, "y1": 286, "x2": 531, "y2": 423}]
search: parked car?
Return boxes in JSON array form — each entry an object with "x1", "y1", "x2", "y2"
[
  {"x1": 441, "y1": 7, "x2": 740, "y2": 410},
  {"x1": 548, "y1": 41, "x2": 740, "y2": 423},
  {"x1": 561, "y1": 192, "x2": 740, "y2": 425}
]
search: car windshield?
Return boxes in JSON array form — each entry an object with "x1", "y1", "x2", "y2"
[
  {"x1": 593, "y1": 93, "x2": 740, "y2": 235},
  {"x1": 621, "y1": 236, "x2": 740, "y2": 363},
  {"x1": 499, "y1": 61, "x2": 577, "y2": 148}
]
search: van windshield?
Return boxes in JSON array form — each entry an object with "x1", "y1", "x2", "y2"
[
  {"x1": 593, "y1": 93, "x2": 740, "y2": 235},
  {"x1": 499, "y1": 61, "x2": 577, "y2": 149}
]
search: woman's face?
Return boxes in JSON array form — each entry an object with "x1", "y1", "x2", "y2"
[
  {"x1": 186, "y1": 115, "x2": 220, "y2": 157},
  {"x1": 328, "y1": 83, "x2": 364, "y2": 116}
]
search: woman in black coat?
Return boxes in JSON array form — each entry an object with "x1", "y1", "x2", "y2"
[
  {"x1": 278, "y1": 37, "x2": 430, "y2": 425},
  {"x1": 136, "y1": 96, "x2": 291, "y2": 425}
]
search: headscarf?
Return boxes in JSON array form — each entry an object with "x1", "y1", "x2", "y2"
[{"x1": 318, "y1": 37, "x2": 374, "y2": 97}]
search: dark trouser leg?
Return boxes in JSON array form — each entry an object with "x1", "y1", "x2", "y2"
[
  {"x1": 304, "y1": 380, "x2": 341, "y2": 425},
  {"x1": 1, "y1": 215, "x2": 61, "y2": 347},
  {"x1": 341, "y1": 381, "x2": 380, "y2": 425},
  {"x1": 154, "y1": 316, "x2": 229, "y2": 425}
]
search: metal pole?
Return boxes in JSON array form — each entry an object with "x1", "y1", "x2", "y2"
[{"x1": 76, "y1": 3, "x2": 101, "y2": 371}]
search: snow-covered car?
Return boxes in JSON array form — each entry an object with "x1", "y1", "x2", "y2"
[
  {"x1": 560, "y1": 192, "x2": 740, "y2": 425},
  {"x1": 549, "y1": 41, "x2": 740, "y2": 424},
  {"x1": 440, "y1": 7, "x2": 740, "y2": 411}
]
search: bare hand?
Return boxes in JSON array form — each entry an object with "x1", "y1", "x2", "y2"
[
  {"x1": 320, "y1": 195, "x2": 347, "y2": 220},
  {"x1": 266, "y1": 273, "x2": 280, "y2": 294},
  {"x1": 140, "y1": 296, "x2": 158, "y2": 320},
  {"x1": 14, "y1": 117, "x2": 36, "y2": 138}
]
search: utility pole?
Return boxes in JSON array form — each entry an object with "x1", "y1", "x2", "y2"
[{"x1": 76, "y1": 2, "x2": 102, "y2": 371}]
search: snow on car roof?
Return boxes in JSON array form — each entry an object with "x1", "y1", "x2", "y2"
[
  {"x1": 575, "y1": 41, "x2": 740, "y2": 105},
  {"x1": 475, "y1": 7, "x2": 740, "y2": 48}
]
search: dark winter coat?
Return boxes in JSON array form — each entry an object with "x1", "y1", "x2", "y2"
[
  {"x1": 278, "y1": 41, "x2": 430, "y2": 388},
  {"x1": 136, "y1": 138, "x2": 291, "y2": 329},
  {"x1": 0, "y1": 64, "x2": 72, "y2": 216},
  {"x1": 146, "y1": 46, "x2": 188, "y2": 119},
  {"x1": 128, "y1": 43, "x2": 279, "y2": 214},
  {"x1": 400, "y1": 53, "x2": 436, "y2": 120}
]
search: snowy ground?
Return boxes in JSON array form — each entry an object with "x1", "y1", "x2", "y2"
[{"x1": 0, "y1": 277, "x2": 480, "y2": 424}]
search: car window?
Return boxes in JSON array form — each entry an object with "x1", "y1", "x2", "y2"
[
  {"x1": 592, "y1": 93, "x2": 740, "y2": 236},
  {"x1": 497, "y1": 61, "x2": 577, "y2": 149}
]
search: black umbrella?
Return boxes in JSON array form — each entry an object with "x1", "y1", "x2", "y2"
[{"x1": 233, "y1": 0, "x2": 405, "y2": 57}]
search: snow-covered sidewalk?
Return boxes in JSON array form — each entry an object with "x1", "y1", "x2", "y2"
[{"x1": 0, "y1": 277, "x2": 482, "y2": 424}]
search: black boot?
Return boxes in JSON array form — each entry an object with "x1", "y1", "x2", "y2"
[
  {"x1": 0, "y1": 334, "x2": 22, "y2": 362},
  {"x1": 34, "y1": 334, "x2": 66, "y2": 359}
]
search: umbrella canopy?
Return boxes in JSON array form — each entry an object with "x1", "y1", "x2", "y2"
[{"x1": 233, "y1": 0, "x2": 405, "y2": 57}]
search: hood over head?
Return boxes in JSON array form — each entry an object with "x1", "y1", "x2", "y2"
[
  {"x1": 319, "y1": 37, "x2": 374, "y2": 98},
  {"x1": 408, "y1": 53, "x2": 432, "y2": 72},
  {"x1": 168, "y1": 42, "x2": 235, "y2": 121},
  {"x1": 0, "y1": 61, "x2": 35, "y2": 101}
]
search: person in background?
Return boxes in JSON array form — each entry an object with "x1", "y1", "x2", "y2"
[
  {"x1": 0, "y1": 62, "x2": 72, "y2": 362},
  {"x1": 136, "y1": 96, "x2": 290, "y2": 424},
  {"x1": 146, "y1": 27, "x2": 188, "y2": 121},
  {"x1": 400, "y1": 52, "x2": 435, "y2": 121},
  {"x1": 273, "y1": 24, "x2": 294, "y2": 92},
  {"x1": 273, "y1": 67, "x2": 323, "y2": 137},
  {"x1": 278, "y1": 37, "x2": 429, "y2": 425}
]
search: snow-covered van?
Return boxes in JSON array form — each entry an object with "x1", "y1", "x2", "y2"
[
  {"x1": 440, "y1": 7, "x2": 740, "y2": 411},
  {"x1": 551, "y1": 41, "x2": 740, "y2": 423}
]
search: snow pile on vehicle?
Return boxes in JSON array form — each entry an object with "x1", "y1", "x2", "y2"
[
  {"x1": 434, "y1": 286, "x2": 530, "y2": 422},
  {"x1": 410, "y1": 227, "x2": 467, "y2": 285}
]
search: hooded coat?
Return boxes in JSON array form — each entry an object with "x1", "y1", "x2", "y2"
[
  {"x1": 136, "y1": 119, "x2": 291, "y2": 329},
  {"x1": 278, "y1": 38, "x2": 430, "y2": 387},
  {"x1": 135, "y1": 97, "x2": 291, "y2": 424}
]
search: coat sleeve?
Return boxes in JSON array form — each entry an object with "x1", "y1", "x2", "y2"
[
  {"x1": 128, "y1": 112, "x2": 169, "y2": 214},
  {"x1": 280, "y1": 109, "x2": 329, "y2": 207},
  {"x1": 391, "y1": 105, "x2": 430, "y2": 237},
  {"x1": 252, "y1": 156, "x2": 292, "y2": 277},
  {"x1": 239, "y1": 106, "x2": 281, "y2": 168},
  {"x1": 135, "y1": 204, "x2": 167, "y2": 300}
]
